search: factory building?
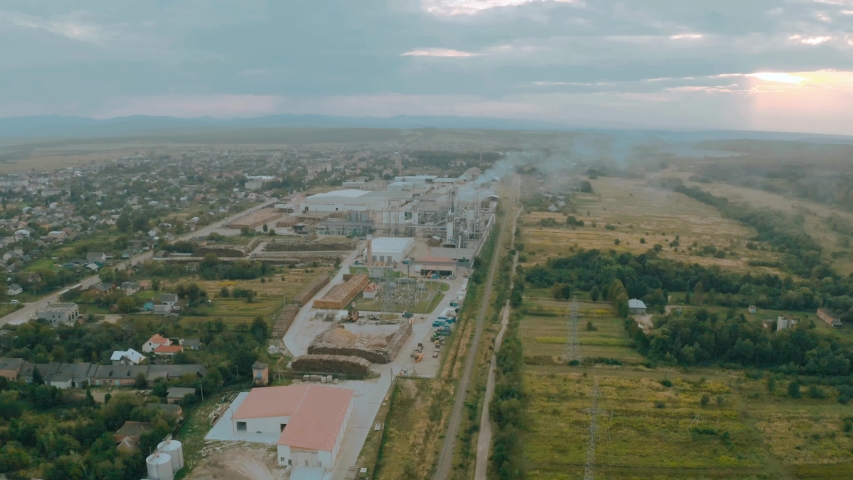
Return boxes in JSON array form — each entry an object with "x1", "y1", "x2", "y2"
[
  {"x1": 414, "y1": 256, "x2": 458, "y2": 276},
  {"x1": 230, "y1": 384, "x2": 354, "y2": 469},
  {"x1": 368, "y1": 237, "x2": 414, "y2": 264}
]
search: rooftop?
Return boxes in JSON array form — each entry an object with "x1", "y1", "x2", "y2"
[
  {"x1": 307, "y1": 189, "x2": 370, "y2": 200},
  {"x1": 371, "y1": 237, "x2": 414, "y2": 253},
  {"x1": 114, "y1": 421, "x2": 153, "y2": 439},
  {"x1": 167, "y1": 387, "x2": 197, "y2": 398},
  {"x1": 416, "y1": 256, "x2": 457, "y2": 264},
  {"x1": 628, "y1": 299, "x2": 647, "y2": 309},
  {"x1": 232, "y1": 384, "x2": 354, "y2": 452}
]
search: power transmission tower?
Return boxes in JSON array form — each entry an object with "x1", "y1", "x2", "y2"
[
  {"x1": 564, "y1": 296, "x2": 582, "y2": 363},
  {"x1": 583, "y1": 375, "x2": 605, "y2": 480}
]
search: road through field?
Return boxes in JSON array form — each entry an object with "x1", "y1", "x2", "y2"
[
  {"x1": 0, "y1": 199, "x2": 276, "y2": 328},
  {"x1": 433, "y1": 177, "x2": 518, "y2": 480},
  {"x1": 474, "y1": 205, "x2": 521, "y2": 480}
]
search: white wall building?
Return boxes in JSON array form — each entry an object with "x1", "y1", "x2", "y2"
[
  {"x1": 36, "y1": 303, "x2": 79, "y2": 326},
  {"x1": 369, "y1": 237, "x2": 414, "y2": 264},
  {"x1": 230, "y1": 384, "x2": 354, "y2": 470}
]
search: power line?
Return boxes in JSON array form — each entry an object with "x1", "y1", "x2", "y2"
[
  {"x1": 564, "y1": 296, "x2": 582, "y2": 363},
  {"x1": 583, "y1": 374, "x2": 605, "y2": 480}
]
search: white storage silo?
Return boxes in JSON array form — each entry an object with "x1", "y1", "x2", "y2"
[
  {"x1": 157, "y1": 439, "x2": 185, "y2": 472},
  {"x1": 146, "y1": 452, "x2": 174, "y2": 480}
]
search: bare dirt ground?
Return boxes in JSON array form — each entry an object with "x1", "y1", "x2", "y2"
[
  {"x1": 633, "y1": 314, "x2": 654, "y2": 332},
  {"x1": 188, "y1": 443, "x2": 284, "y2": 480}
]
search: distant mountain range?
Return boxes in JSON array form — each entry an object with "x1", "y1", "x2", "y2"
[{"x1": 0, "y1": 114, "x2": 852, "y2": 143}]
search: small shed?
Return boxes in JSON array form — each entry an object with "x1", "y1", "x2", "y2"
[
  {"x1": 252, "y1": 361, "x2": 269, "y2": 386},
  {"x1": 166, "y1": 387, "x2": 197, "y2": 404}
]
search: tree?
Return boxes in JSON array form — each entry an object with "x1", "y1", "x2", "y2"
[
  {"x1": 117, "y1": 297, "x2": 136, "y2": 314},
  {"x1": 32, "y1": 367, "x2": 44, "y2": 386},
  {"x1": 766, "y1": 376, "x2": 776, "y2": 393},
  {"x1": 134, "y1": 372, "x2": 147, "y2": 389},
  {"x1": 262, "y1": 224, "x2": 268, "y2": 232},
  {"x1": 579, "y1": 180, "x2": 593, "y2": 193},
  {"x1": 250, "y1": 317, "x2": 270, "y2": 343},
  {"x1": 245, "y1": 290, "x2": 255, "y2": 303},
  {"x1": 590, "y1": 286, "x2": 600, "y2": 302},
  {"x1": 615, "y1": 292, "x2": 629, "y2": 318},
  {"x1": 116, "y1": 213, "x2": 131, "y2": 233},
  {"x1": 693, "y1": 282, "x2": 705, "y2": 305},
  {"x1": 84, "y1": 389, "x2": 96, "y2": 407},
  {"x1": 234, "y1": 350, "x2": 257, "y2": 377},
  {"x1": 152, "y1": 279, "x2": 161, "y2": 292},
  {"x1": 788, "y1": 381, "x2": 801, "y2": 399},
  {"x1": 220, "y1": 287, "x2": 230, "y2": 298},
  {"x1": 700, "y1": 394, "x2": 710, "y2": 407},
  {"x1": 99, "y1": 268, "x2": 115, "y2": 284}
]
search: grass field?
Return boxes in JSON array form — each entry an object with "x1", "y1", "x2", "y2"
[
  {"x1": 154, "y1": 267, "x2": 334, "y2": 328},
  {"x1": 517, "y1": 295, "x2": 853, "y2": 478},
  {"x1": 519, "y1": 299, "x2": 645, "y2": 364},
  {"x1": 518, "y1": 176, "x2": 786, "y2": 276},
  {"x1": 666, "y1": 170, "x2": 853, "y2": 276}
]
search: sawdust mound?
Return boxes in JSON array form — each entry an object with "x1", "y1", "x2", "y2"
[{"x1": 325, "y1": 325, "x2": 356, "y2": 345}]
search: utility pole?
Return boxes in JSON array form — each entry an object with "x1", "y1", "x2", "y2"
[
  {"x1": 583, "y1": 374, "x2": 604, "y2": 480},
  {"x1": 564, "y1": 296, "x2": 582, "y2": 363}
]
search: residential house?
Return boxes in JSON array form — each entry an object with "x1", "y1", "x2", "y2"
[
  {"x1": 0, "y1": 357, "x2": 24, "y2": 381},
  {"x1": 6, "y1": 283, "x2": 22, "y2": 296},
  {"x1": 142, "y1": 334, "x2": 170, "y2": 353},
  {"x1": 110, "y1": 349, "x2": 146, "y2": 365},
  {"x1": 113, "y1": 421, "x2": 153, "y2": 445},
  {"x1": 777, "y1": 316, "x2": 798, "y2": 331},
  {"x1": 91, "y1": 282, "x2": 115, "y2": 295},
  {"x1": 146, "y1": 403, "x2": 183, "y2": 420},
  {"x1": 160, "y1": 294, "x2": 179, "y2": 307},
  {"x1": 86, "y1": 252, "x2": 107, "y2": 264},
  {"x1": 154, "y1": 344, "x2": 183, "y2": 356},
  {"x1": 628, "y1": 299, "x2": 647, "y2": 315},
  {"x1": 120, "y1": 282, "x2": 141, "y2": 296},
  {"x1": 180, "y1": 338, "x2": 202, "y2": 350},
  {"x1": 166, "y1": 387, "x2": 197, "y2": 404}
]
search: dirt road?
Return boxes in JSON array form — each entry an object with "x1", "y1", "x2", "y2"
[
  {"x1": 432, "y1": 176, "x2": 517, "y2": 480},
  {"x1": 474, "y1": 205, "x2": 521, "y2": 480}
]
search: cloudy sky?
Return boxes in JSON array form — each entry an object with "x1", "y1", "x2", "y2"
[{"x1": 2, "y1": 0, "x2": 853, "y2": 134}]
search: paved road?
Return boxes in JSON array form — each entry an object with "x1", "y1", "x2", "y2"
[
  {"x1": 474, "y1": 205, "x2": 521, "y2": 480},
  {"x1": 0, "y1": 199, "x2": 277, "y2": 327},
  {"x1": 432, "y1": 177, "x2": 517, "y2": 480}
]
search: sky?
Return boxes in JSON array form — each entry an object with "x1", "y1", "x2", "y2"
[{"x1": 1, "y1": 0, "x2": 853, "y2": 134}]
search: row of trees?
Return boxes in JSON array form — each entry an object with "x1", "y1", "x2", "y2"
[
  {"x1": 670, "y1": 183, "x2": 824, "y2": 277},
  {"x1": 627, "y1": 308, "x2": 853, "y2": 382},
  {"x1": 523, "y1": 248, "x2": 853, "y2": 321}
]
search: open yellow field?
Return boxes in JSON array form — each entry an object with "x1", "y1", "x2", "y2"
[
  {"x1": 665, "y1": 170, "x2": 853, "y2": 275},
  {"x1": 519, "y1": 176, "x2": 785, "y2": 275}
]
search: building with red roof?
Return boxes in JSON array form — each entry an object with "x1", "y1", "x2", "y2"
[
  {"x1": 153, "y1": 344, "x2": 184, "y2": 356},
  {"x1": 142, "y1": 334, "x2": 170, "y2": 353},
  {"x1": 230, "y1": 384, "x2": 354, "y2": 469}
]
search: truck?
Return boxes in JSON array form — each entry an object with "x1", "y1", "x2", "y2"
[
  {"x1": 432, "y1": 319, "x2": 446, "y2": 327},
  {"x1": 402, "y1": 311, "x2": 414, "y2": 319}
]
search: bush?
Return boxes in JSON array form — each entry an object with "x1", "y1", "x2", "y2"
[
  {"x1": 655, "y1": 401, "x2": 666, "y2": 409},
  {"x1": 789, "y1": 381, "x2": 801, "y2": 399},
  {"x1": 809, "y1": 385, "x2": 827, "y2": 399},
  {"x1": 659, "y1": 379, "x2": 673, "y2": 388},
  {"x1": 700, "y1": 394, "x2": 710, "y2": 407}
]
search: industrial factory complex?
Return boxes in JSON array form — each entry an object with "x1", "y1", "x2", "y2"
[{"x1": 199, "y1": 168, "x2": 497, "y2": 478}]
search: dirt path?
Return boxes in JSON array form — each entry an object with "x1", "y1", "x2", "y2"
[
  {"x1": 474, "y1": 202, "x2": 522, "y2": 480},
  {"x1": 432, "y1": 176, "x2": 518, "y2": 480}
]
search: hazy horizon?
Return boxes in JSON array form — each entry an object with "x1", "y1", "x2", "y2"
[{"x1": 2, "y1": 1, "x2": 853, "y2": 135}]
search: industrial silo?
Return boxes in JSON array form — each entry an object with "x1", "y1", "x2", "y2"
[
  {"x1": 157, "y1": 439, "x2": 185, "y2": 472},
  {"x1": 146, "y1": 452, "x2": 174, "y2": 480}
]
